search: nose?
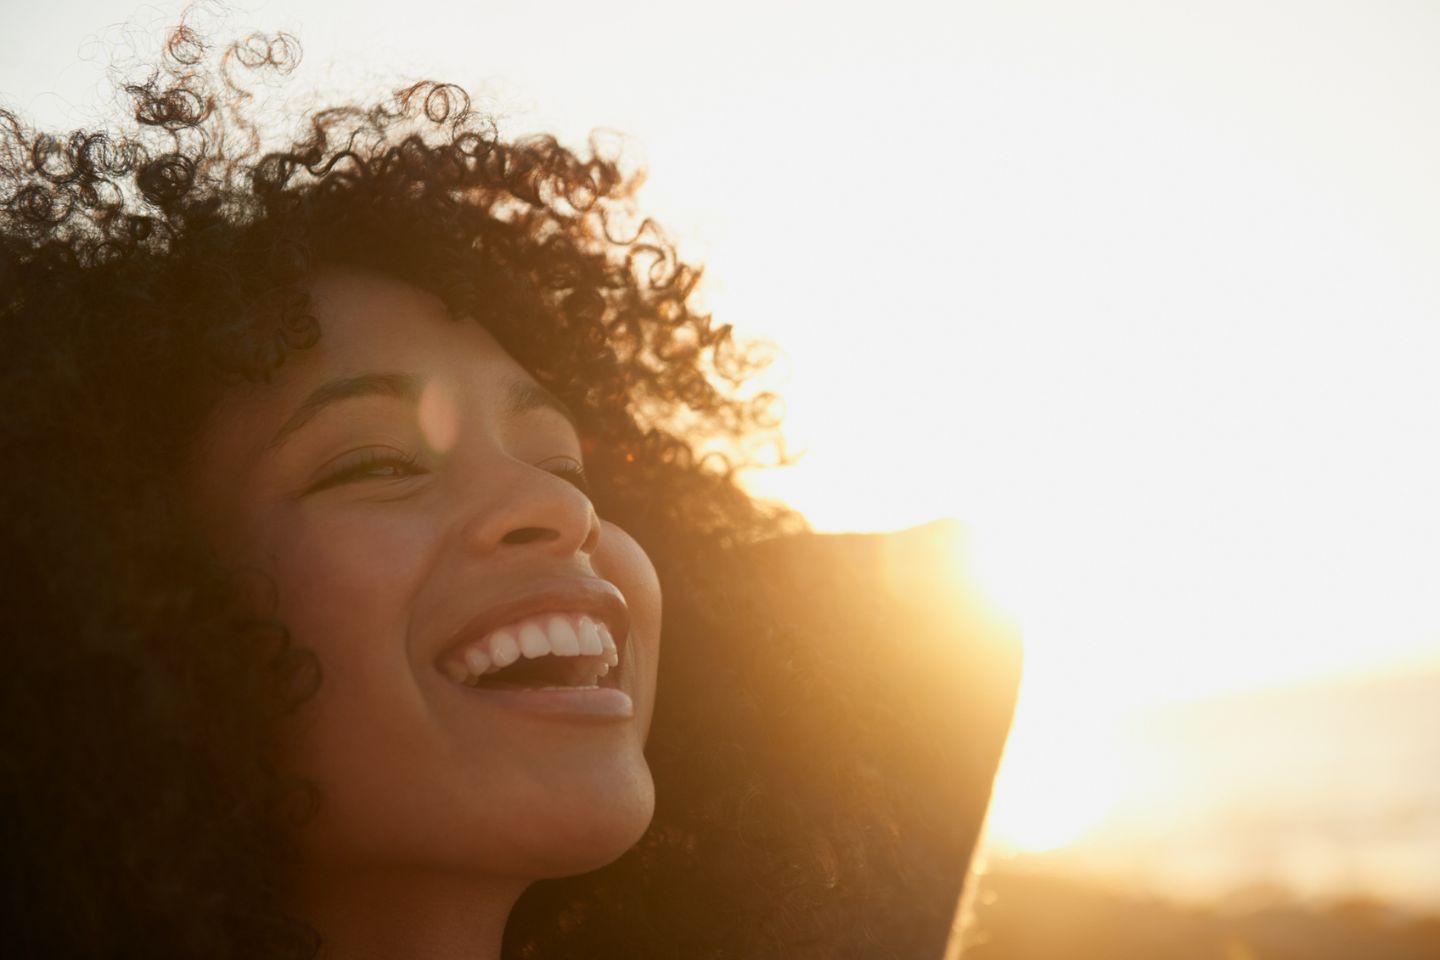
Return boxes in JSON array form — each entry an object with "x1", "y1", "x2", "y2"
[{"x1": 459, "y1": 458, "x2": 601, "y2": 559}]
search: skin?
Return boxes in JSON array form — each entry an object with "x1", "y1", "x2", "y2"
[{"x1": 189, "y1": 267, "x2": 662, "y2": 960}]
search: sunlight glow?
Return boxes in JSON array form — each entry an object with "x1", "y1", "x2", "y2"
[
  {"x1": 984, "y1": 689, "x2": 1131, "y2": 854},
  {"x1": 9, "y1": 0, "x2": 1440, "y2": 906}
]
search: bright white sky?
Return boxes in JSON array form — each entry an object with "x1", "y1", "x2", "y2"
[{"x1": 7, "y1": 1, "x2": 1440, "y2": 854}]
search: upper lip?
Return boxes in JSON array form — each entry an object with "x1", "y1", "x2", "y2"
[{"x1": 436, "y1": 576, "x2": 630, "y2": 666}]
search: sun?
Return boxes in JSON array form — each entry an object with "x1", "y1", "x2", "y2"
[{"x1": 982, "y1": 682, "x2": 1134, "y2": 853}]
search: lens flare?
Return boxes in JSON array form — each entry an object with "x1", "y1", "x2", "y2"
[{"x1": 418, "y1": 378, "x2": 460, "y2": 454}]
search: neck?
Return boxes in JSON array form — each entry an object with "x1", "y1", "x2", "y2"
[{"x1": 295, "y1": 867, "x2": 526, "y2": 960}]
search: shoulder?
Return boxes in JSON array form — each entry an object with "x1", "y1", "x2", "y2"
[{"x1": 732, "y1": 520, "x2": 1023, "y2": 957}]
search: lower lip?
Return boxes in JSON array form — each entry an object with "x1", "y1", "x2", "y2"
[{"x1": 457, "y1": 684, "x2": 635, "y2": 720}]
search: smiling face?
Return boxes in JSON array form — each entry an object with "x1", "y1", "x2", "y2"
[{"x1": 189, "y1": 267, "x2": 660, "y2": 889}]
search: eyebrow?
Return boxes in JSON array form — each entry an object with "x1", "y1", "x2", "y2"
[
  {"x1": 268, "y1": 371, "x2": 579, "y2": 449},
  {"x1": 504, "y1": 379, "x2": 580, "y2": 433}
]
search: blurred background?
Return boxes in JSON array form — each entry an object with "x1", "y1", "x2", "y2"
[{"x1": 6, "y1": 2, "x2": 1440, "y2": 956}]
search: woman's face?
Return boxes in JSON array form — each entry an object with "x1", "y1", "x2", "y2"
[{"x1": 190, "y1": 267, "x2": 659, "y2": 883}]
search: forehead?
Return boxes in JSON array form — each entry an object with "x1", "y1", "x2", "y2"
[{"x1": 298, "y1": 267, "x2": 520, "y2": 375}]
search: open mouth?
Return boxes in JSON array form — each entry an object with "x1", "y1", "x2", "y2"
[{"x1": 442, "y1": 612, "x2": 621, "y2": 690}]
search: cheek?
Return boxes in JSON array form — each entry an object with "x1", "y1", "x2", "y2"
[
  {"x1": 262, "y1": 505, "x2": 440, "y2": 673},
  {"x1": 595, "y1": 522, "x2": 662, "y2": 727},
  {"x1": 261, "y1": 505, "x2": 445, "y2": 814},
  {"x1": 596, "y1": 522, "x2": 661, "y2": 634}
]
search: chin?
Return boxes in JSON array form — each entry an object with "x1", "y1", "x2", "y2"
[{"x1": 524, "y1": 764, "x2": 657, "y2": 878}]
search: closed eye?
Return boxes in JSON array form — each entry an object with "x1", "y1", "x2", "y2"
[
  {"x1": 306, "y1": 447, "x2": 427, "y2": 494},
  {"x1": 538, "y1": 455, "x2": 589, "y2": 495}
]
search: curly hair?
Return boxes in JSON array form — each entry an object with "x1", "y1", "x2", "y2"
[{"x1": 0, "y1": 22, "x2": 1011, "y2": 960}]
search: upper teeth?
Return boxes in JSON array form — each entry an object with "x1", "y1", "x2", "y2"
[{"x1": 444, "y1": 612, "x2": 619, "y2": 686}]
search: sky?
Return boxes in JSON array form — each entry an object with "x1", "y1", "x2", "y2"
[{"x1": 7, "y1": 0, "x2": 1440, "y2": 864}]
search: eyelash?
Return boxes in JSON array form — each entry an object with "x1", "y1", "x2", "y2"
[
  {"x1": 309, "y1": 448, "x2": 426, "y2": 493},
  {"x1": 539, "y1": 456, "x2": 590, "y2": 494},
  {"x1": 307, "y1": 450, "x2": 590, "y2": 495}
]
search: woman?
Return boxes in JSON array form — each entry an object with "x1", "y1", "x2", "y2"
[{"x1": 0, "y1": 24, "x2": 1018, "y2": 960}]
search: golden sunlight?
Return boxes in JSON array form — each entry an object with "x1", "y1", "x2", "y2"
[
  {"x1": 314, "y1": 0, "x2": 1440, "y2": 922},
  {"x1": 11, "y1": 0, "x2": 1439, "y2": 919},
  {"x1": 983, "y1": 690, "x2": 1132, "y2": 854}
]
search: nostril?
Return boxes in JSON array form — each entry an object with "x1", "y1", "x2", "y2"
[{"x1": 501, "y1": 527, "x2": 560, "y2": 546}]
